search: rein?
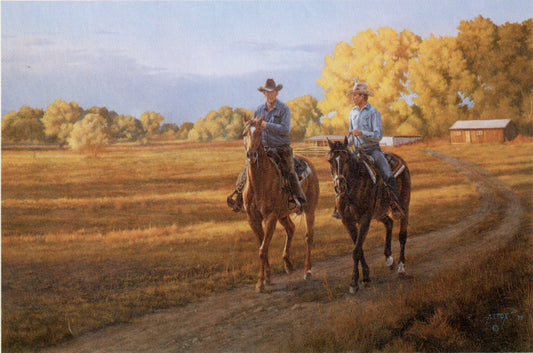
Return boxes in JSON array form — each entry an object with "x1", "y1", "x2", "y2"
[{"x1": 330, "y1": 149, "x2": 360, "y2": 198}]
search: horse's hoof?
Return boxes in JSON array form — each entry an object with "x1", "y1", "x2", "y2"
[
  {"x1": 386, "y1": 256, "x2": 394, "y2": 268},
  {"x1": 263, "y1": 279, "x2": 271, "y2": 286},
  {"x1": 349, "y1": 285, "x2": 358, "y2": 294},
  {"x1": 255, "y1": 284, "x2": 265, "y2": 293},
  {"x1": 303, "y1": 270, "x2": 312, "y2": 280},
  {"x1": 284, "y1": 265, "x2": 293, "y2": 274},
  {"x1": 397, "y1": 262, "x2": 406, "y2": 275},
  {"x1": 362, "y1": 280, "x2": 371, "y2": 288}
]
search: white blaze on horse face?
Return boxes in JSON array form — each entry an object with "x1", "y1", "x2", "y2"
[
  {"x1": 336, "y1": 156, "x2": 341, "y2": 177},
  {"x1": 250, "y1": 126, "x2": 256, "y2": 135}
]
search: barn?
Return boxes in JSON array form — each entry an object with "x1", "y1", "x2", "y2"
[
  {"x1": 449, "y1": 119, "x2": 517, "y2": 144},
  {"x1": 380, "y1": 135, "x2": 422, "y2": 147},
  {"x1": 304, "y1": 136, "x2": 345, "y2": 147},
  {"x1": 304, "y1": 135, "x2": 421, "y2": 147}
]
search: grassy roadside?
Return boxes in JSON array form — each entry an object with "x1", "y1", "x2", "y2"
[{"x1": 2, "y1": 140, "x2": 529, "y2": 351}]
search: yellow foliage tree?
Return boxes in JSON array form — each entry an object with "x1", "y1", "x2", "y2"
[
  {"x1": 408, "y1": 35, "x2": 475, "y2": 136},
  {"x1": 188, "y1": 106, "x2": 252, "y2": 141},
  {"x1": 286, "y1": 95, "x2": 322, "y2": 141},
  {"x1": 317, "y1": 27, "x2": 421, "y2": 135},
  {"x1": 456, "y1": 16, "x2": 533, "y2": 133},
  {"x1": 41, "y1": 98, "x2": 83, "y2": 146},
  {"x1": 68, "y1": 113, "x2": 110, "y2": 158},
  {"x1": 140, "y1": 111, "x2": 165, "y2": 136}
]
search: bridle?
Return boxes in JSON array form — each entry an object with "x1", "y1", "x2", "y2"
[
  {"x1": 329, "y1": 148, "x2": 355, "y2": 197},
  {"x1": 243, "y1": 120, "x2": 262, "y2": 165}
]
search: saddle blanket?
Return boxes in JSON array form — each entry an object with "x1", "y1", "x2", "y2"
[{"x1": 363, "y1": 153, "x2": 407, "y2": 184}]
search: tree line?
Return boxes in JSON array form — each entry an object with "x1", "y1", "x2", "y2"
[{"x1": 2, "y1": 16, "x2": 532, "y2": 154}]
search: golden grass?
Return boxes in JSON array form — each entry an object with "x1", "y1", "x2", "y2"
[{"x1": 2, "y1": 140, "x2": 527, "y2": 351}]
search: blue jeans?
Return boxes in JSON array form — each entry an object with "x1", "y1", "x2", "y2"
[{"x1": 367, "y1": 148, "x2": 392, "y2": 179}]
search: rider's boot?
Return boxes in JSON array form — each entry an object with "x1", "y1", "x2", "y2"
[
  {"x1": 385, "y1": 176, "x2": 405, "y2": 219},
  {"x1": 288, "y1": 173, "x2": 307, "y2": 213},
  {"x1": 331, "y1": 205, "x2": 341, "y2": 219}
]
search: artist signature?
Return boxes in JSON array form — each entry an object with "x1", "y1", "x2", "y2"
[{"x1": 468, "y1": 311, "x2": 524, "y2": 332}]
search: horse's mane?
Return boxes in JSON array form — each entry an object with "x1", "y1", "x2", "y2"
[{"x1": 328, "y1": 141, "x2": 373, "y2": 182}]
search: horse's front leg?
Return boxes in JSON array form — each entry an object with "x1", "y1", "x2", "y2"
[
  {"x1": 256, "y1": 214, "x2": 277, "y2": 293},
  {"x1": 246, "y1": 208, "x2": 264, "y2": 246},
  {"x1": 380, "y1": 215, "x2": 394, "y2": 269},
  {"x1": 341, "y1": 212, "x2": 360, "y2": 293},
  {"x1": 278, "y1": 216, "x2": 295, "y2": 274},
  {"x1": 350, "y1": 216, "x2": 372, "y2": 293}
]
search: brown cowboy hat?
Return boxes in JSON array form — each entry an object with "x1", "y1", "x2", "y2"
[
  {"x1": 345, "y1": 82, "x2": 374, "y2": 96},
  {"x1": 258, "y1": 78, "x2": 283, "y2": 92}
]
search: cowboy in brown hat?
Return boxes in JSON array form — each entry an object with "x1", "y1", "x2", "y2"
[
  {"x1": 331, "y1": 81, "x2": 404, "y2": 219},
  {"x1": 227, "y1": 78, "x2": 307, "y2": 212}
]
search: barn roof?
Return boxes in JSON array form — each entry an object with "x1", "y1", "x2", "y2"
[
  {"x1": 305, "y1": 135, "x2": 421, "y2": 141},
  {"x1": 305, "y1": 136, "x2": 346, "y2": 141},
  {"x1": 449, "y1": 119, "x2": 512, "y2": 130}
]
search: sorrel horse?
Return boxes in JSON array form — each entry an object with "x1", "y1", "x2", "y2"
[
  {"x1": 242, "y1": 116, "x2": 320, "y2": 293},
  {"x1": 327, "y1": 137, "x2": 411, "y2": 293}
]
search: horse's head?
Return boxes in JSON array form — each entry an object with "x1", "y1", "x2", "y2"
[
  {"x1": 242, "y1": 115, "x2": 264, "y2": 164},
  {"x1": 327, "y1": 136, "x2": 353, "y2": 195}
]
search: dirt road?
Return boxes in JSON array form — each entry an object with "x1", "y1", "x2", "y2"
[{"x1": 44, "y1": 151, "x2": 523, "y2": 353}]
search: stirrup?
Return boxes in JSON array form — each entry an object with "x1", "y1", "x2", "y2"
[
  {"x1": 226, "y1": 191, "x2": 243, "y2": 212},
  {"x1": 288, "y1": 197, "x2": 303, "y2": 214},
  {"x1": 390, "y1": 201, "x2": 405, "y2": 219}
]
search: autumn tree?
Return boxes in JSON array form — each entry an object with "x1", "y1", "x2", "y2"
[
  {"x1": 1, "y1": 106, "x2": 45, "y2": 142},
  {"x1": 317, "y1": 27, "x2": 421, "y2": 135},
  {"x1": 68, "y1": 113, "x2": 110, "y2": 157},
  {"x1": 158, "y1": 123, "x2": 180, "y2": 139},
  {"x1": 85, "y1": 106, "x2": 118, "y2": 126},
  {"x1": 41, "y1": 99, "x2": 84, "y2": 146},
  {"x1": 140, "y1": 111, "x2": 165, "y2": 136},
  {"x1": 286, "y1": 95, "x2": 322, "y2": 141},
  {"x1": 456, "y1": 16, "x2": 533, "y2": 134},
  {"x1": 111, "y1": 114, "x2": 145, "y2": 142},
  {"x1": 176, "y1": 122, "x2": 194, "y2": 140},
  {"x1": 188, "y1": 106, "x2": 251, "y2": 141},
  {"x1": 407, "y1": 35, "x2": 475, "y2": 136}
]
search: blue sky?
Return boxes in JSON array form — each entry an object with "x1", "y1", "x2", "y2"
[{"x1": 2, "y1": 1, "x2": 531, "y2": 125}]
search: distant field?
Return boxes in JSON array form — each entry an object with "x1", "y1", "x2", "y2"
[{"x1": 2, "y1": 139, "x2": 531, "y2": 351}]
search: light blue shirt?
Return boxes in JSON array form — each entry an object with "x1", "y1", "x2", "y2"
[
  {"x1": 347, "y1": 103, "x2": 383, "y2": 150},
  {"x1": 254, "y1": 99, "x2": 291, "y2": 148}
]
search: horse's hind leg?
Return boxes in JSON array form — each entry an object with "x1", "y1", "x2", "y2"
[
  {"x1": 397, "y1": 214, "x2": 408, "y2": 276},
  {"x1": 302, "y1": 211, "x2": 315, "y2": 280},
  {"x1": 360, "y1": 250, "x2": 370, "y2": 286},
  {"x1": 380, "y1": 215, "x2": 394, "y2": 269},
  {"x1": 278, "y1": 216, "x2": 295, "y2": 274}
]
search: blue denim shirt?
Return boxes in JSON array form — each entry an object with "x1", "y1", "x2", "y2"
[
  {"x1": 347, "y1": 103, "x2": 383, "y2": 150},
  {"x1": 254, "y1": 99, "x2": 291, "y2": 148}
]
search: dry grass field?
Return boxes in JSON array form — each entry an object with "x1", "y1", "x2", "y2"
[{"x1": 2, "y1": 138, "x2": 531, "y2": 352}]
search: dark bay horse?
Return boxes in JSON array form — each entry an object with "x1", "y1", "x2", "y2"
[
  {"x1": 242, "y1": 116, "x2": 320, "y2": 293},
  {"x1": 327, "y1": 137, "x2": 411, "y2": 293}
]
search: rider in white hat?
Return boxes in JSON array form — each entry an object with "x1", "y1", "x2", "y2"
[{"x1": 331, "y1": 81, "x2": 404, "y2": 218}]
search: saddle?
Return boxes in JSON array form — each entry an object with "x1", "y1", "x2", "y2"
[
  {"x1": 265, "y1": 150, "x2": 312, "y2": 184},
  {"x1": 233, "y1": 151, "x2": 311, "y2": 194},
  {"x1": 359, "y1": 152, "x2": 406, "y2": 184},
  {"x1": 228, "y1": 151, "x2": 311, "y2": 213}
]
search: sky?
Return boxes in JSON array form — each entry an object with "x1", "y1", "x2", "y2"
[{"x1": 2, "y1": 1, "x2": 532, "y2": 125}]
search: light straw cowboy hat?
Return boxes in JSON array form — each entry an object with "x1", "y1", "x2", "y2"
[
  {"x1": 346, "y1": 82, "x2": 374, "y2": 96},
  {"x1": 258, "y1": 78, "x2": 283, "y2": 92}
]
